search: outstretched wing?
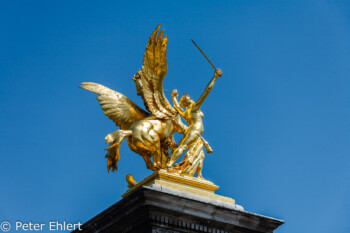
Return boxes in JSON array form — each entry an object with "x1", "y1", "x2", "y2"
[
  {"x1": 133, "y1": 24, "x2": 177, "y2": 119},
  {"x1": 80, "y1": 82, "x2": 149, "y2": 129}
]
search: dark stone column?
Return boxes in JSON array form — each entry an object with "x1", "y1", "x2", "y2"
[{"x1": 74, "y1": 186, "x2": 283, "y2": 233}]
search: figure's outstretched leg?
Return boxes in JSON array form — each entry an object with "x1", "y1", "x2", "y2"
[
  {"x1": 167, "y1": 130, "x2": 200, "y2": 167},
  {"x1": 167, "y1": 143, "x2": 187, "y2": 167},
  {"x1": 201, "y1": 137, "x2": 213, "y2": 153}
]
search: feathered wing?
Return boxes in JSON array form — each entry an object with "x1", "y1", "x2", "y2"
[
  {"x1": 132, "y1": 24, "x2": 177, "y2": 119},
  {"x1": 80, "y1": 82, "x2": 149, "y2": 129}
]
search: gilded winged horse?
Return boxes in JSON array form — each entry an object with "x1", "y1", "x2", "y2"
[
  {"x1": 80, "y1": 25, "x2": 221, "y2": 175},
  {"x1": 80, "y1": 25, "x2": 187, "y2": 172}
]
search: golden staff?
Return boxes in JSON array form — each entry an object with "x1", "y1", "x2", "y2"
[{"x1": 191, "y1": 39, "x2": 218, "y2": 72}]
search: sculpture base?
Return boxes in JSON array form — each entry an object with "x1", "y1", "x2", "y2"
[
  {"x1": 122, "y1": 169, "x2": 235, "y2": 204},
  {"x1": 75, "y1": 185, "x2": 284, "y2": 233}
]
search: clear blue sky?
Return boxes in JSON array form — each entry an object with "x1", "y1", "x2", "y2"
[{"x1": 1, "y1": 1, "x2": 349, "y2": 232}]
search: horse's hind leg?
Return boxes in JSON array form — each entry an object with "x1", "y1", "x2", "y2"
[
  {"x1": 146, "y1": 129, "x2": 162, "y2": 169},
  {"x1": 130, "y1": 120, "x2": 165, "y2": 170},
  {"x1": 127, "y1": 138, "x2": 155, "y2": 171},
  {"x1": 104, "y1": 130, "x2": 132, "y2": 172},
  {"x1": 135, "y1": 131, "x2": 162, "y2": 170}
]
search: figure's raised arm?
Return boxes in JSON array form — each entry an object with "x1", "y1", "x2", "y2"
[
  {"x1": 195, "y1": 68, "x2": 222, "y2": 108},
  {"x1": 171, "y1": 89, "x2": 185, "y2": 117}
]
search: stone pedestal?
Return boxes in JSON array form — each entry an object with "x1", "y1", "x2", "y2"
[
  {"x1": 75, "y1": 185, "x2": 283, "y2": 233},
  {"x1": 123, "y1": 169, "x2": 235, "y2": 204}
]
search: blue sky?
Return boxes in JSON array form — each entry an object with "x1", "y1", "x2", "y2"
[{"x1": 0, "y1": 1, "x2": 349, "y2": 232}]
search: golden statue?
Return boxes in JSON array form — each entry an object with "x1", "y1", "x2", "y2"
[{"x1": 80, "y1": 24, "x2": 222, "y2": 180}]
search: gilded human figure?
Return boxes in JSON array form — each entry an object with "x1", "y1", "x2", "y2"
[
  {"x1": 167, "y1": 69, "x2": 222, "y2": 168},
  {"x1": 80, "y1": 24, "x2": 222, "y2": 181}
]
